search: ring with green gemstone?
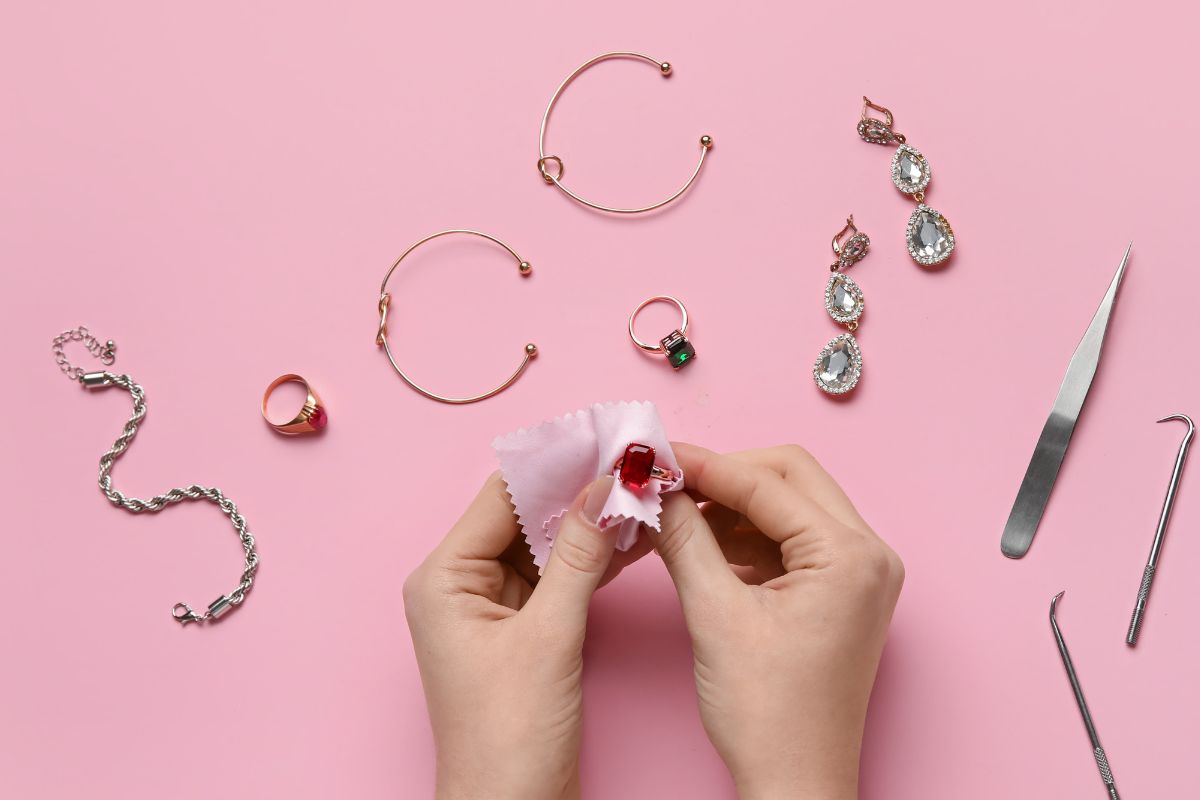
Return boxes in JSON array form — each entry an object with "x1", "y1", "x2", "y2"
[{"x1": 628, "y1": 295, "x2": 696, "y2": 370}]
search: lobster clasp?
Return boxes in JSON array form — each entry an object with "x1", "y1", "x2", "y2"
[{"x1": 172, "y1": 603, "x2": 204, "y2": 625}]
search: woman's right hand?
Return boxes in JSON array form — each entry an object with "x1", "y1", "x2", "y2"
[{"x1": 655, "y1": 443, "x2": 904, "y2": 800}]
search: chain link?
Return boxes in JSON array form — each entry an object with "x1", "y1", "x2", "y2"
[
  {"x1": 52, "y1": 325, "x2": 115, "y2": 381},
  {"x1": 53, "y1": 326, "x2": 259, "y2": 625}
]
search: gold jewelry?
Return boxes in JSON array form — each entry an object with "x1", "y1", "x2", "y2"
[
  {"x1": 813, "y1": 216, "x2": 870, "y2": 395},
  {"x1": 858, "y1": 97, "x2": 955, "y2": 267},
  {"x1": 628, "y1": 295, "x2": 695, "y2": 370},
  {"x1": 613, "y1": 443, "x2": 679, "y2": 488},
  {"x1": 375, "y1": 230, "x2": 538, "y2": 404},
  {"x1": 537, "y1": 52, "x2": 713, "y2": 214},
  {"x1": 262, "y1": 374, "x2": 327, "y2": 434}
]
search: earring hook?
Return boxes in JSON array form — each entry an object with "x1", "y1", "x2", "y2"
[
  {"x1": 830, "y1": 214, "x2": 871, "y2": 271},
  {"x1": 376, "y1": 230, "x2": 538, "y2": 404},
  {"x1": 537, "y1": 52, "x2": 713, "y2": 214},
  {"x1": 858, "y1": 97, "x2": 905, "y2": 144},
  {"x1": 831, "y1": 215, "x2": 859, "y2": 255}
]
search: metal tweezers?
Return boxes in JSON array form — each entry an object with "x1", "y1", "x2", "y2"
[{"x1": 1001, "y1": 244, "x2": 1131, "y2": 558}]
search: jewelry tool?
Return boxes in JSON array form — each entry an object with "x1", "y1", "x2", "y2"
[
  {"x1": 1125, "y1": 413, "x2": 1194, "y2": 645},
  {"x1": 1049, "y1": 592, "x2": 1121, "y2": 800},
  {"x1": 1001, "y1": 243, "x2": 1132, "y2": 558}
]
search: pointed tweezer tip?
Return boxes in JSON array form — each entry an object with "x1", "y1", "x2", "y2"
[{"x1": 1116, "y1": 242, "x2": 1132, "y2": 272}]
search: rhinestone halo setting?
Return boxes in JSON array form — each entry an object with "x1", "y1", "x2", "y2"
[
  {"x1": 906, "y1": 203, "x2": 955, "y2": 266},
  {"x1": 824, "y1": 273, "x2": 864, "y2": 325},
  {"x1": 891, "y1": 144, "x2": 930, "y2": 195},
  {"x1": 813, "y1": 332, "x2": 862, "y2": 395}
]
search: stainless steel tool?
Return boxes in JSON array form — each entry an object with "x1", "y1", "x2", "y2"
[
  {"x1": 1125, "y1": 413, "x2": 1194, "y2": 645},
  {"x1": 1001, "y1": 244, "x2": 1132, "y2": 558},
  {"x1": 1049, "y1": 592, "x2": 1121, "y2": 800}
]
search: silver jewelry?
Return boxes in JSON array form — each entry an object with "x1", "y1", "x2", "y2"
[
  {"x1": 52, "y1": 326, "x2": 259, "y2": 626},
  {"x1": 858, "y1": 97, "x2": 956, "y2": 267},
  {"x1": 814, "y1": 217, "x2": 869, "y2": 395}
]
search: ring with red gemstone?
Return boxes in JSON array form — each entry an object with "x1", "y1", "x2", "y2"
[
  {"x1": 262, "y1": 374, "x2": 328, "y2": 435},
  {"x1": 614, "y1": 443, "x2": 678, "y2": 489}
]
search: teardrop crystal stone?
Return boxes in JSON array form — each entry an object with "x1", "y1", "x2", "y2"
[
  {"x1": 824, "y1": 273, "x2": 864, "y2": 324},
  {"x1": 812, "y1": 333, "x2": 862, "y2": 395},
  {"x1": 906, "y1": 204, "x2": 955, "y2": 266},
  {"x1": 891, "y1": 144, "x2": 931, "y2": 195},
  {"x1": 836, "y1": 280, "x2": 854, "y2": 310}
]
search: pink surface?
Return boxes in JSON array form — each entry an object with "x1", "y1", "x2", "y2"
[{"x1": 1, "y1": 2, "x2": 1197, "y2": 798}]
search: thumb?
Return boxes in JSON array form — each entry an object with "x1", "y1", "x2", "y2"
[
  {"x1": 524, "y1": 477, "x2": 618, "y2": 630},
  {"x1": 655, "y1": 492, "x2": 740, "y2": 614}
]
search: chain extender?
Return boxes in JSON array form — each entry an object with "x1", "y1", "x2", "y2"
[{"x1": 52, "y1": 326, "x2": 259, "y2": 626}]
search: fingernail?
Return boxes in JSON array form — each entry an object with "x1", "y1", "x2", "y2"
[{"x1": 581, "y1": 476, "x2": 614, "y2": 525}]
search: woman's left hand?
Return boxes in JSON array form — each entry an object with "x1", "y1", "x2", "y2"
[{"x1": 404, "y1": 473, "x2": 648, "y2": 800}]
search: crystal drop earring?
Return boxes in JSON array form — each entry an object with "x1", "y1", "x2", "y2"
[
  {"x1": 813, "y1": 216, "x2": 869, "y2": 395},
  {"x1": 858, "y1": 97, "x2": 955, "y2": 267}
]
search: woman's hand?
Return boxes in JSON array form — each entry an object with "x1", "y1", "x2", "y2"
[
  {"x1": 655, "y1": 443, "x2": 904, "y2": 800},
  {"x1": 404, "y1": 473, "x2": 649, "y2": 800}
]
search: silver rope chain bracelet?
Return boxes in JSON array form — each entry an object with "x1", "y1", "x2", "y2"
[{"x1": 52, "y1": 325, "x2": 260, "y2": 626}]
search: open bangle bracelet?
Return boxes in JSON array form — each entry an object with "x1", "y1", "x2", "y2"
[
  {"x1": 537, "y1": 51, "x2": 713, "y2": 214},
  {"x1": 376, "y1": 229, "x2": 539, "y2": 404}
]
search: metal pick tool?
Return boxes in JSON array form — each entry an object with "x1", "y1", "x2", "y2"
[
  {"x1": 1125, "y1": 413, "x2": 1195, "y2": 646},
  {"x1": 1001, "y1": 243, "x2": 1132, "y2": 558},
  {"x1": 1049, "y1": 592, "x2": 1121, "y2": 800}
]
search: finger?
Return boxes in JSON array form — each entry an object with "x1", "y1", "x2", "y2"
[
  {"x1": 673, "y1": 443, "x2": 841, "y2": 547},
  {"x1": 523, "y1": 477, "x2": 619, "y2": 629},
  {"x1": 655, "y1": 492, "x2": 741, "y2": 604},
  {"x1": 437, "y1": 471, "x2": 522, "y2": 561},
  {"x1": 725, "y1": 445, "x2": 867, "y2": 529},
  {"x1": 702, "y1": 503, "x2": 786, "y2": 583}
]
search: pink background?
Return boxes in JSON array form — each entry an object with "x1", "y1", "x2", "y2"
[{"x1": 2, "y1": 2, "x2": 1197, "y2": 797}]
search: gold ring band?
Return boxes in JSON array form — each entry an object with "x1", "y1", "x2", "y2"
[{"x1": 262, "y1": 374, "x2": 327, "y2": 435}]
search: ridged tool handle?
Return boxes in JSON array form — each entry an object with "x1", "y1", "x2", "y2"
[
  {"x1": 1094, "y1": 747, "x2": 1120, "y2": 800},
  {"x1": 1125, "y1": 564, "x2": 1155, "y2": 645}
]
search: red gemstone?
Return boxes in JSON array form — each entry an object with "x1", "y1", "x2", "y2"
[
  {"x1": 309, "y1": 406, "x2": 327, "y2": 429},
  {"x1": 619, "y1": 443, "x2": 656, "y2": 489}
]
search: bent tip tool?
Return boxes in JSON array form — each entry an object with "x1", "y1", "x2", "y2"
[
  {"x1": 1050, "y1": 591, "x2": 1121, "y2": 800},
  {"x1": 1001, "y1": 243, "x2": 1132, "y2": 558},
  {"x1": 1125, "y1": 413, "x2": 1194, "y2": 646}
]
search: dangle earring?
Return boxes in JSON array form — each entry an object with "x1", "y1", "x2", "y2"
[
  {"x1": 813, "y1": 216, "x2": 870, "y2": 395},
  {"x1": 858, "y1": 97, "x2": 955, "y2": 267}
]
